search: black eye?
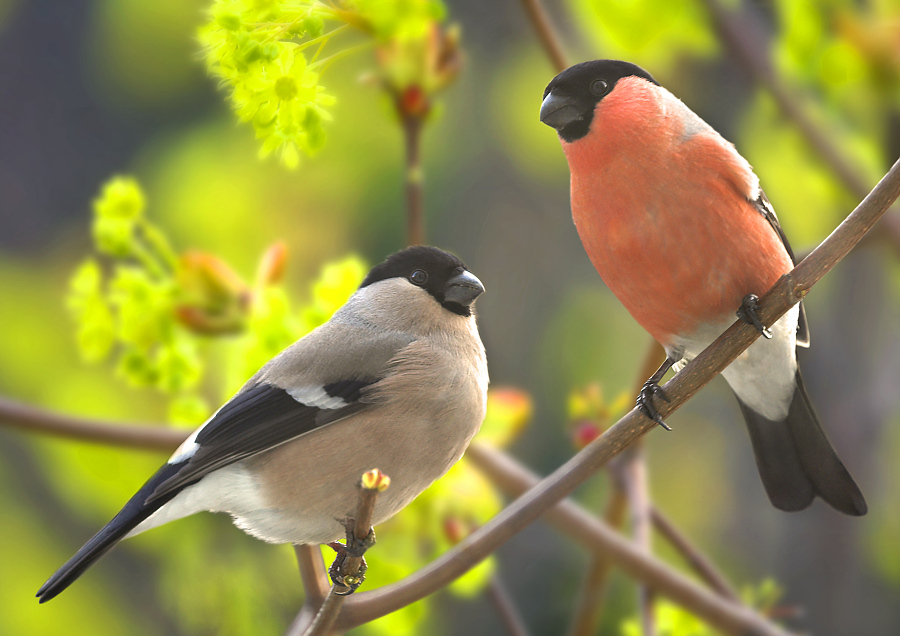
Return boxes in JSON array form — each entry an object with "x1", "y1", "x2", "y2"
[
  {"x1": 410, "y1": 270, "x2": 428, "y2": 286},
  {"x1": 590, "y1": 79, "x2": 609, "y2": 96}
]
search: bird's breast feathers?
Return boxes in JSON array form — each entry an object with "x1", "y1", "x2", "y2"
[{"x1": 562, "y1": 80, "x2": 793, "y2": 344}]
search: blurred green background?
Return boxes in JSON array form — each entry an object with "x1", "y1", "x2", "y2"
[{"x1": 2, "y1": 0, "x2": 900, "y2": 634}]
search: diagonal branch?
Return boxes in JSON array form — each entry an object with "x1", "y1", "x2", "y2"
[
  {"x1": 650, "y1": 507, "x2": 739, "y2": 602},
  {"x1": 518, "y1": 0, "x2": 568, "y2": 72},
  {"x1": 334, "y1": 157, "x2": 900, "y2": 633}
]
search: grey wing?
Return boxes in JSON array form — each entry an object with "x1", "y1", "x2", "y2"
[
  {"x1": 753, "y1": 190, "x2": 810, "y2": 347},
  {"x1": 146, "y1": 323, "x2": 415, "y2": 502}
]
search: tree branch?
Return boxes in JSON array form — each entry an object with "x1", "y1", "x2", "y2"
[
  {"x1": 297, "y1": 470, "x2": 389, "y2": 636},
  {"x1": 335, "y1": 158, "x2": 900, "y2": 633},
  {"x1": 650, "y1": 507, "x2": 739, "y2": 602},
  {"x1": 286, "y1": 546, "x2": 332, "y2": 635},
  {"x1": 410, "y1": 443, "x2": 790, "y2": 636},
  {"x1": 402, "y1": 115, "x2": 426, "y2": 246},
  {"x1": 518, "y1": 0, "x2": 568, "y2": 72},
  {"x1": 0, "y1": 396, "x2": 186, "y2": 451},
  {"x1": 487, "y1": 575, "x2": 532, "y2": 636},
  {"x1": 566, "y1": 487, "x2": 627, "y2": 636},
  {"x1": 622, "y1": 447, "x2": 656, "y2": 636}
]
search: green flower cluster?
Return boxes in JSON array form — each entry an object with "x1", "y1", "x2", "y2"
[
  {"x1": 68, "y1": 177, "x2": 197, "y2": 407},
  {"x1": 199, "y1": 0, "x2": 447, "y2": 168},
  {"x1": 68, "y1": 176, "x2": 369, "y2": 424}
]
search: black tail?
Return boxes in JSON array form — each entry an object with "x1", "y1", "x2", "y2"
[
  {"x1": 36, "y1": 461, "x2": 188, "y2": 602},
  {"x1": 736, "y1": 371, "x2": 867, "y2": 516}
]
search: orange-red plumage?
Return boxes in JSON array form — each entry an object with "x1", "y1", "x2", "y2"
[
  {"x1": 542, "y1": 60, "x2": 865, "y2": 515},
  {"x1": 561, "y1": 77, "x2": 792, "y2": 346}
]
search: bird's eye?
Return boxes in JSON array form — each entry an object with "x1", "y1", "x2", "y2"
[
  {"x1": 410, "y1": 270, "x2": 428, "y2": 286},
  {"x1": 590, "y1": 79, "x2": 609, "y2": 96}
]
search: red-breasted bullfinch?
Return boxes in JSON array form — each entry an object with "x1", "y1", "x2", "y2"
[
  {"x1": 37, "y1": 246, "x2": 488, "y2": 601},
  {"x1": 540, "y1": 59, "x2": 866, "y2": 516}
]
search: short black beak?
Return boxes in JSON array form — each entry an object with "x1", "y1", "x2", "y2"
[
  {"x1": 443, "y1": 270, "x2": 484, "y2": 307},
  {"x1": 540, "y1": 91, "x2": 581, "y2": 131}
]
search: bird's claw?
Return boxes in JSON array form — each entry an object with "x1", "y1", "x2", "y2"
[
  {"x1": 328, "y1": 552, "x2": 368, "y2": 594},
  {"x1": 637, "y1": 381, "x2": 672, "y2": 431},
  {"x1": 737, "y1": 294, "x2": 772, "y2": 339},
  {"x1": 326, "y1": 523, "x2": 376, "y2": 593}
]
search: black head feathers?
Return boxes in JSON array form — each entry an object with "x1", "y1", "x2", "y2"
[
  {"x1": 541, "y1": 59, "x2": 658, "y2": 142},
  {"x1": 361, "y1": 246, "x2": 483, "y2": 316}
]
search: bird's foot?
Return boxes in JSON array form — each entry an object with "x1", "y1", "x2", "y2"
[
  {"x1": 737, "y1": 294, "x2": 773, "y2": 339},
  {"x1": 327, "y1": 551, "x2": 368, "y2": 595},
  {"x1": 326, "y1": 523, "x2": 376, "y2": 593},
  {"x1": 637, "y1": 381, "x2": 672, "y2": 431}
]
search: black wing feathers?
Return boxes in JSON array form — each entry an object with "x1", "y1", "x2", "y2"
[
  {"x1": 36, "y1": 460, "x2": 191, "y2": 603},
  {"x1": 753, "y1": 190, "x2": 810, "y2": 347},
  {"x1": 148, "y1": 381, "x2": 376, "y2": 501}
]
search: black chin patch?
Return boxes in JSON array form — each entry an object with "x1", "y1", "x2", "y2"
[{"x1": 542, "y1": 59, "x2": 658, "y2": 143}]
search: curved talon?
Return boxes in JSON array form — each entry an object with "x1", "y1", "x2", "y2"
[
  {"x1": 737, "y1": 294, "x2": 773, "y2": 339},
  {"x1": 331, "y1": 555, "x2": 368, "y2": 594},
  {"x1": 637, "y1": 381, "x2": 672, "y2": 431}
]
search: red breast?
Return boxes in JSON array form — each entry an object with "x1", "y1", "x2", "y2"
[{"x1": 560, "y1": 77, "x2": 793, "y2": 348}]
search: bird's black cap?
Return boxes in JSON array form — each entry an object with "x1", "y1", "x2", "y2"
[
  {"x1": 541, "y1": 59, "x2": 658, "y2": 142},
  {"x1": 361, "y1": 245, "x2": 484, "y2": 316}
]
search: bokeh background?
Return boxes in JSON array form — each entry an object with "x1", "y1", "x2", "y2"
[{"x1": 2, "y1": 0, "x2": 900, "y2": 634}]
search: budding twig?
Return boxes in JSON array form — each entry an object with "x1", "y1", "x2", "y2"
[{"x1": 297, "y1": 469, "x2": 390, "y2": 636}]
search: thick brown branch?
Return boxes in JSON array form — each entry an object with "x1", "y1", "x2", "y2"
[
  {"x1": 336, "y1": 159, "x2": 900, "y2": 633},
  {"x1": 398, "y1": 443, "x2": 789, "y2": 636},
  {"x1": 518, "y1": 0, "x2": 568, "y2": 72},
  {"x1": 286, "y1": 546, "x2": 332, "y2": 635}
]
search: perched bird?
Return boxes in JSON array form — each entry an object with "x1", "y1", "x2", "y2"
[
  {"x1": 540, "y1": 59, "x2": 866, "y2": 515},
  {"x1": 37, "y1": 245, "x2": 489, "y2": 602}
]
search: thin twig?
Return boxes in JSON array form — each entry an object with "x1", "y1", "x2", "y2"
[
  {"x1": 566, "y1": 486, "x2": 627, "y2": 636},
  {"x1": 649, "y1": 507, "x2": 740, "y2": 602},
  {"x1": 403, "y1": 115, "x2": 426, "y2": 246},
  {"x1": 286, "y1": 546, "x2": 332, "y2": 635},
  {"x1": 569, "y1": 340, "x2": 665, "y2": 636},
  {"x1": 298, "y1": 469, "x2": 390, "y2": 636},
  {"x1": 335, "y1": 159, "x2": 900, "y2": 633},
  {"x1": 487, "y1": 575, "x2": 532, "y2": 636},
  {"x1": 518, "y1": 0, "x2": 568, "y2": 72},
  {"x1": 622, "y1": 447, "x2": 656, "y2": 636}
]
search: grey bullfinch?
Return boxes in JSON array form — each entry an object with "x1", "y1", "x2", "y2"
[
  {"x1": 38, "y1": 245, "x2": 488, "y2": 601},
  {"x1": 541, "y1": 59, "x2": 865, "y2": 515}
]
